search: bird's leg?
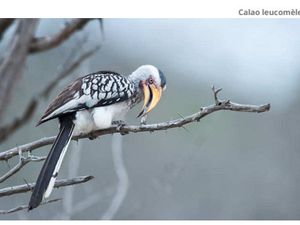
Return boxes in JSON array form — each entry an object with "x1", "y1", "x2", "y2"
[
  {"x1": 88, "y1": 132, "x2": 98, "y2": 140},
  {"x1": 112, "y1": 120, "x2": 129, "y2": 135},
  {"x1": 112, "y1": 120, "x2": 127, "y2": 126},
  {"x1": 140, "y1": 115, "x2": 147, "y2": 125}
]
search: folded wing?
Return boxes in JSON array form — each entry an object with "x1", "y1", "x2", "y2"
[{"x1": 37, "y1": 71, "x2": 135, "y2": 125}]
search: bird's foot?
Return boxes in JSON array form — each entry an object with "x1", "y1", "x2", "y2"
[
  {"x1": 112, "y1": 120, "x2": 127, "y2": 126},
  {"x1": 140, "y1": 115, "x2": 147, "y2": 125},
  {"x1": 112, "y1": 120, "x2": 129, "y2": 135},
  {"x1": 88, "y1": 133, "x2": 98, "y2": 140}
]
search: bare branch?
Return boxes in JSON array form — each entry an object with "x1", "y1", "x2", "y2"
[
  {"x1": 0, "y1": 19, "x2": 38, "y2": 122},
  {"x1": 0, "y1": 137, "x2": 55, "y2": 161},
  {"x1": 0, "y1": 151, "x2": 46, "y2": 183},
  {"x1": 29, "y1": 19, "x2": 93, "y2": 53},
  {"x1": 0, "y1": 87, "x2": 270, "y2": 161},
  {"x1": 211, "y1": 85, "x2": 223, "y2": 105},
  {"x1": 0, "y1": 198, "x2": 61, "y2": 214},
  {"x1": 0, "y1": 175, "x2": 94, "y2": 197}
]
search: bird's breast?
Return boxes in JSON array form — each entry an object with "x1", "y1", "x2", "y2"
[
  {"x1": 73, "y1": 110, "x2": 94, "y2": 135},
  {"x1": 92, "y1": 102, "x2": 129, "y2": 129},
  {"x1": 73, "y1": 102, "x2": 131, "y2": 135}
]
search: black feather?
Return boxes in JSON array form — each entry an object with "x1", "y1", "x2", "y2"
[{"x1": 28, "y1": 113, "x2": 75, "y2": 210}]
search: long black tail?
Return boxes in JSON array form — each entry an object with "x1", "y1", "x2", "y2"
[{"x1": 28, "y1": 114, "x2": 75, "y2": 210}]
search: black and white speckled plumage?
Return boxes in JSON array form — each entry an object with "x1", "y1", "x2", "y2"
[
  {"x1": 80, "y1": 71, "x2": 135, "y2": 104},
  {"x1": 29, "y1": 65, "x2": 166, "y2": 210},
  {"x1": 38, "y1": 71, "x2": 138, "y2": 125}
]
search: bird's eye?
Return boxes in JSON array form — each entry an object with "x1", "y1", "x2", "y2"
[{"x1": 148, "y1": 77, "x2": 154, "y2": 84}]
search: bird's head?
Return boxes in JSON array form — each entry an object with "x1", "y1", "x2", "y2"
[{"x1": 130, "y1": 65, "x2": 166, "y2": 118}]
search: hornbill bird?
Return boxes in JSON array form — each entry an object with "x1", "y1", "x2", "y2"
[{"x1": 28, "y1": 65, "x2": 166, "y2": 210}]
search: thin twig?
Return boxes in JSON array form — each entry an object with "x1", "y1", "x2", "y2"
[
  {"x1": 211, "y1": 85, "x2": 222, "y2": 105},
  {"x1": 0, "y1": 19, "x2": 38, "y2": 122},
  {"x1": 0, "y1": 198, "x2": 61, "y2": 214},
  {"x1": 0, "y1": 87, "x2": 270, "y2": 161},
  {"x1": 29, "y1": 19, "x2": 93, "y2": 53},
  {"x1": 0, "y1": 151, "x2": 46, "y2": 183},
  {"x1": 0, "y1": 175, "x2": 94, "y2": 197}
]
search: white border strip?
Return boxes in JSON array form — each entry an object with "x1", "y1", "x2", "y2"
[{"x1": 2, "y1": 0, "x2": 300, "y2": 18}]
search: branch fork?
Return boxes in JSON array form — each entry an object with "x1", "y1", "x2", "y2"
[
  {"x1": 0, "y1": 86, "x2": 271, "y2": 162},
  {"x1": 0, "y1": 149, "x2": 46, "y2": 183},
  {"x1": 0, "y1": 86, "x2": 271, "y2": 213}
]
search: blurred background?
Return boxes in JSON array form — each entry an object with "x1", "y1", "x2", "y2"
[{"x1": 0, "y1": 19, "x2": 299, "y2": 219}]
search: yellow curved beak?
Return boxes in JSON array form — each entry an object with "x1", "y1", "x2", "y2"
[{"x1": 137, "y1": 83, "x2": 162, "y2": 118}]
